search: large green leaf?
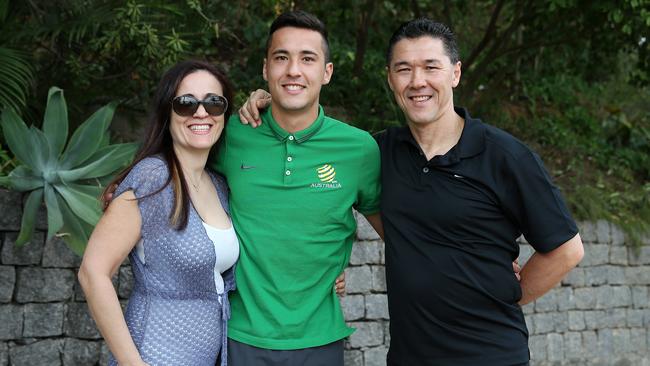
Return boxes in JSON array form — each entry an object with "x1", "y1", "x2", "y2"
[
  {"x1": 3, "y1": 165, "x2": 44, "y2": 191},
  {"x1": 56, "y1": 194, "x2": 91, "y2": 256},
  {"x1": 29, "y1": 126, "x2": 52, "y2": 174},
  {"x1": 58, "y1": 143, "x2": 137, "y2": 182},
  {"x1": 44, "y1": 183, "x2": 64, "y2": 241},
  {"x1": 42, "y1": 87, "x2": 69, "y2": 159},
  {"x1": 0, "y1": 48, "x2": 33, "y2": 113},
  {"x1": 60, "y1": 102, "x2": 118, "y2": 169},
  {"x1": 15, "y1": 188, "x2": 44, "y2": 246},
  {"x1": 0, "y1": 108, "x2": 40, "y2": 169},
  {"x1": 54, "y1": 183, "x2": 101, "y2": 226}
]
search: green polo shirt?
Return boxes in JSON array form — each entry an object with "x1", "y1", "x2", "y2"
[{"x1": 212, "y1": 106, "x2": 380, "y2": 349}]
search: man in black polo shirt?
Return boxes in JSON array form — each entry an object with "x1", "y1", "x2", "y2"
[{"x1": 377, "y1": 19, "x2": 584, "y2": 365}]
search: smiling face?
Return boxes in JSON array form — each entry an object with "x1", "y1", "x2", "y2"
[
  {"x1": 387, "y1": 36, "x2": 461, "y2": 126},
  {"x1": 169, "y1": 70, "x2": 225, "y2": 153},
  {"x1": 263, "y1": 26, "x2": 333, "y2": 120}
]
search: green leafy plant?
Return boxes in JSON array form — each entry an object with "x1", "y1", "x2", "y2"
[{"x1": 0, "y1": 87, "x2": 137, "y2": 255}]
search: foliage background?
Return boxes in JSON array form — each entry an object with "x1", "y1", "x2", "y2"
[{"x1": 1, "y1": 0, "x2": 649, "y2": 242}]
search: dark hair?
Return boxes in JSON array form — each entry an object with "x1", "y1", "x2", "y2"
[
  {"x1": 265, "y1": 10, "x2": 330, "y2": 63},
  {"x1": 386, "y1": 18, "x2": 459, "y2": 65},
  {"x1": 104, "y1": 60, "x2": 234, "y2": 230}
]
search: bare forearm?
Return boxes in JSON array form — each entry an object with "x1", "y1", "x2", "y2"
[
  {"x1": 79, "y1": 271, "x2": 144, "y2": 365},
  {"x1": 519, "y1": 234, "x2": 584, "y2": 305},
  {"x1": 363, "y1": 212, "x2": 384, "y2": 240}
]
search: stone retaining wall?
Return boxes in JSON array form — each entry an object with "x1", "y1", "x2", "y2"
[{"x1": 0, "y1": 189, "x2": 649, "y2": 365}]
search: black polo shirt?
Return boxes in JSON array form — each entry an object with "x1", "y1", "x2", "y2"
[{"x1": 376, "y1": 107, "x2": 578, "y2": 366}]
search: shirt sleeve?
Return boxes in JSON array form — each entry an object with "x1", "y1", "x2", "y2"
[
  {"x1": 502, "y1": 149, "x2": 578, "y2": 253},
  {"x1": 354, "y1": 133, "x2": 381, "y2": 215}
]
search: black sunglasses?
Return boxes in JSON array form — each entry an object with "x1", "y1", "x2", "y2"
[{"x1": 172, "y1": 94, "x2": 228, "y2": 117}]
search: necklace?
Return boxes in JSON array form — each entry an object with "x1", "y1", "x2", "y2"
[{"x1": 186, "y1": 171, "x2": 204, "y2": 192}]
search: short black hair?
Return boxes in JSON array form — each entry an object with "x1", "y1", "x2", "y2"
[
  {"x1": 386, "y1": 18, "x2": 459, "y2": 65},
  {"x1": 265, "y1": 10, "x2": 331, "y2": 63}
]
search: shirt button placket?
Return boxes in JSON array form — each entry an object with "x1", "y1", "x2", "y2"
[{"x1": 284, "y1": 135, "x2": 295, "y2": 185}]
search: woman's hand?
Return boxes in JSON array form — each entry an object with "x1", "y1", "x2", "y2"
[{"x1": 335, "y1": 271, "x2": 346, "y2": 296}]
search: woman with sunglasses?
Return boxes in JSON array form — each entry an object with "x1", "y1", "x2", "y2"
[{"x1": 79, "y1": 60, "x2": 237, "y2": 366}]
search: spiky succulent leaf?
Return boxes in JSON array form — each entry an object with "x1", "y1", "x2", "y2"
[
  {"x1": 44, "y1": 183, "x2": 64, "y2": 241},
  {"x1": 60, "y1": 101, "x2": 118, "y2": 169},
  {"x1": 29, "y1": 126, "x2": 52, "y2": 174},
  {"x1": 42, "y1": 87, "x2": 68, "y2": 159},
  {"x1": 54, "y1": 183, "x2": 101, "y2": 226},
  {"x1": 0, "y1": 108, "x2": 39, "y2": 168},
  {"x1": 15, "y1": 188, "x2": 43, "y2": 246},
  {"x1": 58, "y1": 143, "x2": 137, "y2": 182},
  {"x1": 56, "y1": 194, "x2": 92, "y2": 256},
  {"x1": 0, "y1": 166, "x2": 43, "y2": 191}
]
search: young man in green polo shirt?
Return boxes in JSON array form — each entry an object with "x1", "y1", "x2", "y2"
[{"x1": 212, "y1": 11, "x2": 382, "y2": 365}]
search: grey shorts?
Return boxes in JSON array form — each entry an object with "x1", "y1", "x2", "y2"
[{"x1": 227, "y1": 338, "x2": 344, "y2": 366}]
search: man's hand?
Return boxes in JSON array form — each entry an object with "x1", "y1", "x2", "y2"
[
  {"x1": 335, "y1": 271, "x2": 346, "y2": 296},
  {"x1": 101, "y1": 184, "x2": 118, "y2": 211},
  {"x1": 513, "y1": 258, "x2": 521, "y2": 281},
  {"x1": 238, "y1": 89, "x2": 271, "y2": 127}
]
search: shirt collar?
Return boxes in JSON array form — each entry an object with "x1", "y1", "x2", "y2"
[
  {"x1": 396, "y1": 107, "x2": 486, "y2": 165},
  {"x1": 262, "y1": 105, "x2": 325, "y2": 143}
]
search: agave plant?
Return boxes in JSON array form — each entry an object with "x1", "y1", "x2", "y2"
[{"x1": 0, "y1": 87, "x2": 137, "y2": 255}]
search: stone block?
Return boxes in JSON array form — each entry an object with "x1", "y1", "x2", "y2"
[
  {"x1": 345, "y1": 266, "x2": 372, "y2": 294},
  {"x1": 632, "y1": 286, "x2": 648, "y2": 309},
  {"x1": 605, "y1": 308, "x2": 627, "y2": 328},
  {"x1": 341, "y1": 294, "x2": 365, "y2": 321},
  {"x1": 556, "y1": 286, "x2": 575, "y2": 311},
  {"x1": 9, "y1": 339, "x2": 62, "y2": 366},
  {"x1": 42, "y1": 236, "x2": 80, "y2": 268},
  {"x1": 574, "y1": 287, "x2": 596, "y2": 309},
  {"x1": 629, "y1": 246, "x2": 650, "y2": 265},
  {"x1": 99, "y1": 342, "x2": 110, "y2": 366},
  {"x1": 343, "y1": 350, "x2": 363, "y2": 366},
  {"x1": 518, "y1": 244, "x2": 534, "y2": 265},
  {"x1": 547, "y1": 333, "x2": 564, "y2": 362},
  {"x1": 350, "y1": 241, "x2": 382, "y2": 265},
  {"x1": 554, "y1": 311, "x2": 569, "y2": 333},
  {"x1": 347, "y1": 322, "x2": 384, "y2": 348},
  {"x1": 530, "y1": 312, "x2": 554, "y2": 334},
  {"x1": 613, "y1": 328, "x2": 632, "y2": 355},
  {"x1": 582, "y1": 244, "x2": 610, "y2": 267},
  {"x1": 563, "y1": 267, "x2": 586, "y2": 287},
  {"x1": 584, "y1": 310, "x2": 607, "y2": 329},
  {"x1": 611, "y1": 286, "x2": 633, "y2": 307},
  {"x1": 1, "y1": 232, "x2": 44, "y2": 265},
  {"x1": 118, "y1": 266, "x2": 133, "y2": 299},
  {"x1": 354, "y1": 211, "x2": 380, "y2": 241},
  {"x1": 522, "y1": 302, "x2": 535, "y2": 314},
  {"x1": 630, "y1": 328, "x2": 647, "y2": 356},
  {"x1": 611, "y1": 224, "x2": 626, "y2": 245},
  {"x1": 15, "y1": 268, "x2": 74, "y2": 303},
  {"x1": 577, "y1": 221, "x2": 597, "y2": 243},
  {"x1": 62, "y1": 338, "x2": 100, "y2": 366},
  {"x1": 584, "y1": 266, "x2": 608, "y2": 286},
  {"x1": 383, "y1": 320, "x2": 390, "y2": 345},
  {"x1": 564, "y1": 331, "x2": 582, "y2": 360},
  {"x1": 0, "y1": 304, "x2": 23, "y2": 340},
  {"x1": 628, "y1": 309, "x2": 645, "y2": 327},
  {"x1": 0, "y1": 342, "x2": 7, "y2": 366},
  {"x1": 597, "y1": 329, "x2": 614, "y2": 358},
  {"x1": 568, "y1": 310, "x2": 585, "y2": 331},
  {"x1": 535, "y1": 288, "x2": 558, "y2": 312},
  {"x1": 610, "y1": 246, "x2": 628, "y2": 265},
  {"x1": 0, "y1": 266, "x2": 15, "y2": 302},
  {"x1": 529, "y1": 334, "x2": 547, "y2": 361},
  {"x1": 0, "y1": 189, "x2": 22, "y2": 230},
  {"x1": 595, "y1": 220, "x2": 611, "y2": 244},
  {"x1": 365, "y1": 294, "x2": 389, "y2": 319},
  {"x1": 595, "y1": 286, "x2": 631, "y2": 309},
  {"x1": 582, "y1": 330, "x2": 598, "y2": 358},
  {"x1": 23, "y1": 303, "x2": 64, "y2": 337},
  {"x1": 608, "y1": 266, "x2": 626, "y2": 285},
  {"x1": 626, "y1": 267, "x2": 650, "y2": 285},
  {"x1": 64, "y1": 302, "x2": 101, "y2": 339},
  {"x1": 370, "y1": 265, "x2": 386, "y2": 292},
  {"x1": 364, "y1": 346, "x2": 388, "y2": 366}
]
